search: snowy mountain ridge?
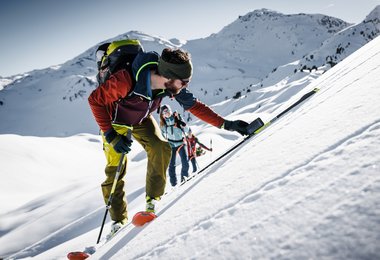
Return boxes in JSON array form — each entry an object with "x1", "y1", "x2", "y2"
[
  {"x1": 0, "y1": 7, "x2": 379, "y2": 137},
  {"x1": 186, "y1": 7, "x2": 380, "y2": 105},
  {"x1": 183, "y1": 9, "x2": 349, "y2": 103},
  {"x1": 295, "y1": 5, "x2": 380, "y2": 72}
]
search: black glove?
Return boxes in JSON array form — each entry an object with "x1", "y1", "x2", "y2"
[
  {"x1": 104, "y1": 129, "x2": 133, "y2": 153},
  {"x1": 223, "y1": 120, "x2": 250, "y2": 136},
  {"x1": 174, "y1": 112, "x2": 186, "y2": 128}
]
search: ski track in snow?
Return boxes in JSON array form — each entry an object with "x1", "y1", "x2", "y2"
[
  {"x1": 121, "y1": 120, "x2": 380, "y2": 260},
  {"x1": 194, "y1": 121, "x2": 380, "y2": 260},
  {"x1": 106, "y1": 77, "x2": 380, "y2": 259},
  {"x1": 316, "y1": 50, "x2": 380, "y2": 95},
  {"x1": 6, "y1": 186, "x2": 146, "y2": 259},
  {"x1": 95, "y1": 149, "x2": 246, "y2": 260}
]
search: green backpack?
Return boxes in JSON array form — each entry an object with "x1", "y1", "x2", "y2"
[{"x1": 95, "y1": 39, "x2": 144, "y2": 85}]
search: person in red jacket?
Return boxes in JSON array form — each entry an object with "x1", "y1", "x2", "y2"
[
  {"x1": 186, "y1": 128, "x2": 212, "y2": 173},
  {"x1": 88, "y1": 47, "x2": 250, "y2": 234}
]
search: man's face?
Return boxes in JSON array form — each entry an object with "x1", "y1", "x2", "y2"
[{"x1": 165, "y1": 78, "x2": 190, "y2": 95}]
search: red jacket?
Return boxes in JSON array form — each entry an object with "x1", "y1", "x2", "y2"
[{"x1": 88, "y1": 53, "x2": 224, "y2": 133}]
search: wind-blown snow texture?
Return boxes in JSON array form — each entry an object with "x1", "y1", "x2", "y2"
[{"x1": 1, "y1": 7, "x2": 380, "y2": 260}]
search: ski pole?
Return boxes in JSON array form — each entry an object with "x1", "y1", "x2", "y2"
[
  {"x1": 96, "y1": 151, "x2": 126, "y2": 244},
  {"x1": 196, "y1": 88, "x2": 319, "y2": 176},
  {"x1": 196, "y1": 159, "x2": 200, "y2": 171},
  {"x1": 210, "y1": 138, "x2": 212, "y2": 161}
]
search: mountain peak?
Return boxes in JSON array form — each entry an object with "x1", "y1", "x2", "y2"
[
  {"x1": 363, "y1": 5, "x2": 380, "y2": 24},
  {"x1": 238, "y1": 8, "x2": 282, "y2": 22},
  {"x1": 236, "y1": 9, "x2": 348, "y2": 32}
]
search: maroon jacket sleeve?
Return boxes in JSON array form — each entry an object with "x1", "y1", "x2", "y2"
[
  {"x1": 88, "y1": 70, "x2": 133, "y2": 132},
  {"x1": 195, "y1": 137, "x2": 211, "y2": 150}
]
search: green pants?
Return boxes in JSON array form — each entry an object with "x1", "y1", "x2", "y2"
[{"x1": 101, "y1": 115, "x2": 171, "y2": 222}]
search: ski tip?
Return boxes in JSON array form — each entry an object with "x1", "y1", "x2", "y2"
[
  {"x1": 67, "y1": 251, "x2": 90, "y2": 260},
  {"x1": 132, "y1": 211, "x2": 157, "y2": 227}
]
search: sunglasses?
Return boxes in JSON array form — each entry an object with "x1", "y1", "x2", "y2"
[{"x1": 180, "y1": 79, "x2": 190, "y2": 86}]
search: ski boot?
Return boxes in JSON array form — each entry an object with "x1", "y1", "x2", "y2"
[
  {"x1": 146, "y1": 196, "x2": 161, "y2": 213},
  {"x1": 106, "y1": 218, "x2": 127, "y2": 240}
]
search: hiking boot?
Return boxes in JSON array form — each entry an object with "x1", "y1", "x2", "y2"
[
  {"x1": 146, "y1": 196, "x2": 161, "y2": 213},
  {"x1": 107, "y1": 218, "x2": 127, "y2": 240}
]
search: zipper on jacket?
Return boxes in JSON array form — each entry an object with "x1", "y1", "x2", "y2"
[{"x1": 139, "y1": 99, "x2": 153, "y2": 124}]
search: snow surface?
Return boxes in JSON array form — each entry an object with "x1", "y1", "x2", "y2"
[{"x1": 1, "y1": 32, "x2": 380, "y2": 260}]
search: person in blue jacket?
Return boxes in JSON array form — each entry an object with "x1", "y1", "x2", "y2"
[{"x1": 159, "y1": 104, "x2": 189, "y2": 186}]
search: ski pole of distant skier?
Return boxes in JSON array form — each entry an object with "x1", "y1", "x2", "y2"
[
  {"x1": 196, "y1": 159, "x2": 200, "y2": 171},
  {"x1": 210, "y1": 138, "x2": 212, "y2": 161},
  {"x1": 96, "y1": 151, "x2": 126, "y2": 244}
]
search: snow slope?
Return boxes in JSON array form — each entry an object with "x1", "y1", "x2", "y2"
[
  {"x1": 2, "y1": 34, "x2": 380, "y2": 259},
  {"x1": 95, "y1": 34, "x2": 380, "y2": 260}
]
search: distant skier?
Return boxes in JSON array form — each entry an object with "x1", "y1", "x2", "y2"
[
  {"x1": 88, "y1": 46, "x2": 252, "y2": 236},
  {"x1": 186, "y1": 128, "x2": 212, "y2": 173},
  {"x1": 159, "y1": 104, "x2": 189, "y2": 186}
]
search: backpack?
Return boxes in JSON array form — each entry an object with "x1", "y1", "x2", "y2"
[
  {"x1": 195, "y1": 146, "x2": 206, "y2": 157},
  {"x1": 95, "y1": 39, "x2": 144, "y2": 85}
]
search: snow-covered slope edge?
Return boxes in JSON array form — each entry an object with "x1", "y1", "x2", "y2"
[{"x1": 95, "y1": 36, "x2": 380, "y2": 259}]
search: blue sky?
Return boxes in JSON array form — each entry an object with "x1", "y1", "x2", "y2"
[{"x1": 0, "y1": 0, "x2": 379, "y2": 77}]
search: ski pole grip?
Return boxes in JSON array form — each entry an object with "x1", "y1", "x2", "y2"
[{"x1": 247, "y1": 117, "x2": 264, "y2": 135}]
